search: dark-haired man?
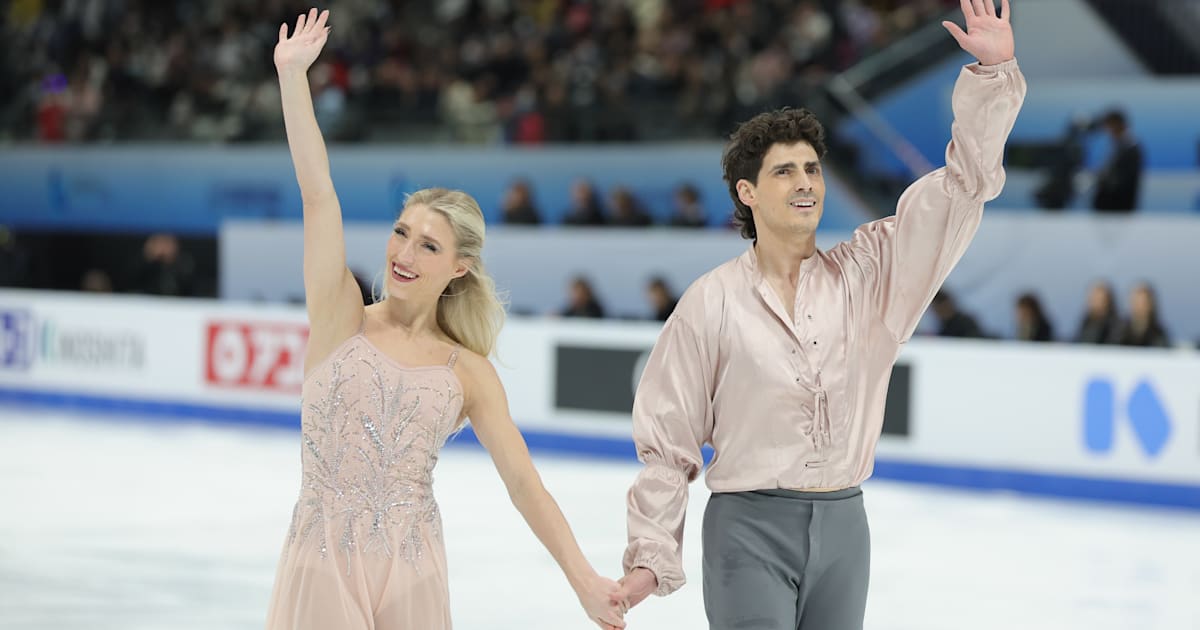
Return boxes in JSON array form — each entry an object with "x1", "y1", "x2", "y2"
[{"x1": 615, "y1": 2, "x2": 1026, "y2": 628}]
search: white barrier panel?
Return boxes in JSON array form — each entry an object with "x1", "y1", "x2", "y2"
[
  {"x1": 0, "y1": 290, "x2": 307, "y2": 414},
  {"x1": 500, "y1": 319, "x2": 1200, "y2": 488},
  {"x1": 2, "y1": 290, "x2": 1197, "y2": 507},
  {"x1": 875, "y1": 340, "x2": 1200, "y2": 486}
]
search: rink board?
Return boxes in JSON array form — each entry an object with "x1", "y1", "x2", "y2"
[{"x1": 1, "y1": 289, "x2": 1197, "y2": 509}]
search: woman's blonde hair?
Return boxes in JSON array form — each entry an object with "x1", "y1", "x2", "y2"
[{"x1": 375, "y1": 188, "x2": 507, "y2": 357}]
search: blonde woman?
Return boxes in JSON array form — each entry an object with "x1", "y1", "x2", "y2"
[{"x1": 265, "y1": 9, "x2": 626, "y2": 629}]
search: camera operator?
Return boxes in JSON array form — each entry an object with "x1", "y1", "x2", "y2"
[{"x1": 1091, "y1": 109, "x2": 1143, "y2": 213}]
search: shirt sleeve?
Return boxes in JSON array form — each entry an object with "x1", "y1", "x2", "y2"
[
  {"x1": 846, "y1": 59, "x2": 1027, "y2": 342},
  {"x1": 622, "y1": 310, "x2": 715, "y2": 597}
]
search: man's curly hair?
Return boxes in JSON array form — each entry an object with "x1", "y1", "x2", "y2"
[{"x1": 721, "y1": 108, "x2": 827, "y2": 240}]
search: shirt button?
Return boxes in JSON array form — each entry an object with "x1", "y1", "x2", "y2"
[
  {"x1": 807, "y1": 314, "x2": 813, "y2": 320},
  {"x1": 812, "y1": 340, "x2": 818, "y2": 345}
]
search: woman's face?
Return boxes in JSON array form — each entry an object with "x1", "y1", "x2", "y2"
[{"x1": 384, "y1": 204, "x2": 466, "y2": 302}]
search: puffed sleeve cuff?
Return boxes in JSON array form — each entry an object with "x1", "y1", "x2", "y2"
[
  {"x1": 969, "y1": 57, "x2": 1019, "y2": 74},
  {"x1": 628, "y1": 546, "x2": 686, "y2": 597}
]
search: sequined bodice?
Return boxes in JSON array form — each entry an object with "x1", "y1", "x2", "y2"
[{"x1": 286, "y1": 335, "x2": 464, "y2": 567}]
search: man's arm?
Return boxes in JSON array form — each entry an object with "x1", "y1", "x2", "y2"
[
  {"x1": 847, "y1": 0, "x2": 1026, "y2": 341},
  {"x1": 620, "y1": 308, "x2": 716, "y2": 604}
]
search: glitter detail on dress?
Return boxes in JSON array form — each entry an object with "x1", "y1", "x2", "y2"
[{"x1": 282, "y1": 336, "x2": 464, "y2": 576}]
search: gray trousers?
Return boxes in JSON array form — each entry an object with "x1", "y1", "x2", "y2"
[{"x1": 702, "y1": 487, "x2": 870, "y2": 630}]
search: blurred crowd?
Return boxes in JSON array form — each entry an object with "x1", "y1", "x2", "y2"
[
  {"x1": 929, "y1": 282, "x2": 1176, "y2": 348},
  {"x1": 3, "y1": 0, "x2": 957, "y2": 144},
  {"x1": 499, "y1": 178, "x2": 710, "y2": 226},
  {"x1": 2, "y1": 0, "x2": 1190, "y2": 350},
  {"x1": 555, "y1": 274, "x2": 1185, "y2": 349},
  {"x1": 0, "y1": 177, "x2": 712, "y2": 298}
]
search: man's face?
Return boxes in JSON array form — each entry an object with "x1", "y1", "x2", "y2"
[{"x1": 736, "y1": 142, "x2": 826, "y2": 240}]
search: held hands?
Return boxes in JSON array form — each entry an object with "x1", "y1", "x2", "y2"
[
  {"x1": 576, "y1": 573, "x2": 629, "y2": 629},
  {"x1": 274, "y1": 7, "x2": 330, "y2": 74},
  {"x1": 579, "y1": 566, "x2": 658, "y2": 628},
  {"x1": 616, "y1": 568, "x2": 658, "y2": 612},
  {"x1": 943, "y1": 0, "x2": 1014, "y2": 66},
  {"x1": 582, "y1": 567, "x2": 658, "y2": 629}
]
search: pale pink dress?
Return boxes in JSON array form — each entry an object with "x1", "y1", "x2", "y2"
[{"x1": 266, "y1": 333, "x2": 464, "y2": 630}]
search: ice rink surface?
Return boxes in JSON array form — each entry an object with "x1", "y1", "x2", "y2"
[{"x1": 1, "y1": 408, "x2": 1197, "y2": 630}]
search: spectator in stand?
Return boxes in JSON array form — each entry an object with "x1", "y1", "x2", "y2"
[
  {"x1": 1113, "y1": 282, "x2": 1170, "y2": 347},
  {"x1": 645, "y1": 276, "x2": 678, "y2": 322},
  {"x1": 2, "y1": 1, "x2": 952, "y2": 144},
  {"x1": 930, "y1": 290, "x2": 986, "y2": 339},
  {"x1": 1014, "y1": 292, "x2": 1053, "y2": 342},
  {"x1": 608, "y1": 187, "x2": 654, "y2": 227},
  {"x1": 1073, "y1": 281, "x2": 1120, "y2": 345},
  {"x1": 80, "y1": 269, "x2": 114, "y2": 293},
  {"x1": 562, "y1": 179, "x2": 607, "y2": 226},
  {"x1": 500, "y1": 179, "x2": 541, "y2": 225},
  {"x1": 560, "y1": 276, "x2": 605, "y2": 319},
  {"x1": 668, "y1": 184, "x2": 708, "y2": 228},
  {"x1": 131, "y1": 233, "x2": 197, "y2": 297}
]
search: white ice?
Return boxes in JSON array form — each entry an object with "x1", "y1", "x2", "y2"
[{"x1": 0, "y1": 408, "x2": 1197, "y2": 630}]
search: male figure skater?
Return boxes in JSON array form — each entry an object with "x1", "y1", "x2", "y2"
[{"x1": 617, "y1": 2, "x2": 1025, "y2": 628}]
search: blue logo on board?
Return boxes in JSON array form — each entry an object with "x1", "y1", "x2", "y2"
[
  {"x1": 0, "y1": 309, "x2": 33, "y2": 370},
  {"x1": 1083, "y1": 378, "x2": 1171, "y2": 458}
]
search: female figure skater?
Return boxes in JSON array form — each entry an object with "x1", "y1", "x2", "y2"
[{"x1": 264, "y1": 9, "x2": 626, "y2": 629}]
